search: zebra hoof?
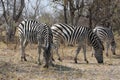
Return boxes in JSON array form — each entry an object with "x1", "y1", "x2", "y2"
[
  {"x1": 85, "y1": 59, "x2": 89, "y2": 63},
  {"x1": 113, "y1": 53, "x2": 116, "y2": 55},
  {"x1": 21, "y1": 57, "x2": 27, "y2": 61},
  {"x1": 74, "y1": 58, "x2": 78, "y2": 63},
  {"x1": 86, "y1": 60, "x2": 89, "y2": 64},
  {"x1": 58, "y1": 58, "x2": 62, "y2": 62},
  {"x1": 24, "y1": 58, "x2": 27, "y2": 61},
  {"x1": 43, "y1": 64, "x2": 49, "y2": 68},
  {"x1": 38, "y1": 62, "x2": 41, "y2": 65},
  {"x1": 91, "y1": 54, "x2": 94, "y2": 57},
  {"x1": 106, "y1": 53, "x2": 109, "y2": 57},
  {"x1": 98, "y1": 60, "x2": 104, "y2": 64},
  {"x1": 52, "y1": 58, "x2": 55, "y2": 61}
]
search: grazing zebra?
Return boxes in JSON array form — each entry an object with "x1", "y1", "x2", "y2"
[
  {"x1": 93, "y1": 26, "x2": 116, "y2": 56},
  {"x1": 18, "y1": 20, "x2": 53, "y2": 68},
  {"x1": 51, "y1": 23, "x2": 104, "y2": 63}
]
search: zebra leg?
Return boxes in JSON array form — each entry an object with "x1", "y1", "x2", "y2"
[
  {"x1": 38, "y1": 42, "x2": 42, "y2": 65},
  {"x1": 49, "y1": 53, "x2": 54, "y2": 67},
  {"x1": 50, "y1": 47, "x2": 55, "y2": 67},
  {"x1": 48, "y1": 47, "x2": 55, "y2": 67},
  {"x1": 20, "y1": 38, "x2": 27, "y2": 61},
  {"x1": 43, "y1": 51, "x2": 48, "y2": 68},
  {"x1": 106, "y1": 42, "x2": 110, "y2": 57},
  {"x1": 50, "y1": 44, "x2": 56, "y2": 61},
  {"x1": 91, "y1": 47, "x2": 94, "y2": 57},
  {"x1": 57, "y1": 46, "x2": 62, "y2": 61},
  {"x1": 43, "y1": 44, "x2": 52, "y2": 68},
  {"x1": 53, "y1": 43, "x2": 62, "y2": 61},
  {"x1": 51, "y1": 46, "x2": 55, "y2": 61},
  {"x1": 82, "y1": 45, "x2": 89, "y2": 63},
  {"x1": 74, "y1": 46, "x2": 81, "y2": 63},
  {"x1": 111, "y1": 41, "x2": 116, "y2": 55}
]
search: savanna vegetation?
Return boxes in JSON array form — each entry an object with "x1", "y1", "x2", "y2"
[{"x1": 0, "y1": 0, "x2": 120, "y2": 80}]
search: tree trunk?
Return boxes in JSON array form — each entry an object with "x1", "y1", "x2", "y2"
[
  {"x1": 89, "y1": 8, "x2": 92, "y2": 29},
  {"x1": 1, "y1": 0, "x2": 25, "y2": 43},
  {"x1": 69, "y1": 0, "x2": 74, "y2": 25},
  {"x1": 64, "y1": 5, "x2": 68, "y2": 24}
]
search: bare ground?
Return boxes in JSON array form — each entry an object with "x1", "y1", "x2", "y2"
[{"x1": 0, "y1": 37, "x2": 120, "y2": 80}]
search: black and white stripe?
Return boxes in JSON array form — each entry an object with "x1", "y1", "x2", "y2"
[
  {"x1": 51, "y1": 23, "x2": 74, "y2": 61},
  {"x1": 51, "y1": 23, "x2": 104, "y2": 63},
  {"x1": 18, "y1": 20, "x2": 53, "y2": 68},
  {"x1": 93, "y1": 26, "x2": 116, "y2": 56}
]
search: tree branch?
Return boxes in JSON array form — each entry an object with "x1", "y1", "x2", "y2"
[
  {"x1": 13, "y1": 0, "x2": 16, "y2": 20},
  {"x1": 1, "y1": 0, "x2": 9, "y2": 24},
  {"x1": 14, "y1": 0, "x2": 25, "y2": 22}
]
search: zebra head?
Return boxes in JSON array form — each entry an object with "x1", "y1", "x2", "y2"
[
  {"x1": 88, "y1": 29, "x2": 104, "y2": 63},
  {"x1": 94, "y1": 36, "x2": 104, "y2": 63}
]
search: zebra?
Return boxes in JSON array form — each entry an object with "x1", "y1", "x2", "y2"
[
  {"x1": 18, "y1": 20, "x2": 53, "y2": 68},
  {"x1": 93, "y1": 26, "x2": 116, "y2": 57},
  {"x1": 51, "y1": 23, "x2": 104, "y2": 63}
]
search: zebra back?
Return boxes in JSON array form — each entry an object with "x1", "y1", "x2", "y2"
[
  {"x1": 94, "y1": 26, "x2": 115, "y2": 43},
  {"x1": 51, "y1": 23, "x2": 74, "y2": 45}
]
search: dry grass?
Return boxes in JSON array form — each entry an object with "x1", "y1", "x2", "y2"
[{"x1": 0, "y1": 36, "x2": 120, "y2": 80}]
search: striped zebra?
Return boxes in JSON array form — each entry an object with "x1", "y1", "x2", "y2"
[
  {"x1": 18, "y1": 20, "x2": 53, "y2": 68},
  {"x1": 51, "y1": 23, "x2": 104, "y2": 63},
  {"x1": 93, "y1": 26, "x2": 116, "y2": 56}
]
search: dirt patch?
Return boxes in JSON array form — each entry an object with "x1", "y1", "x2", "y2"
[{"x1": 0, "y1": 41, "x2": 120, "y2": 80}]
